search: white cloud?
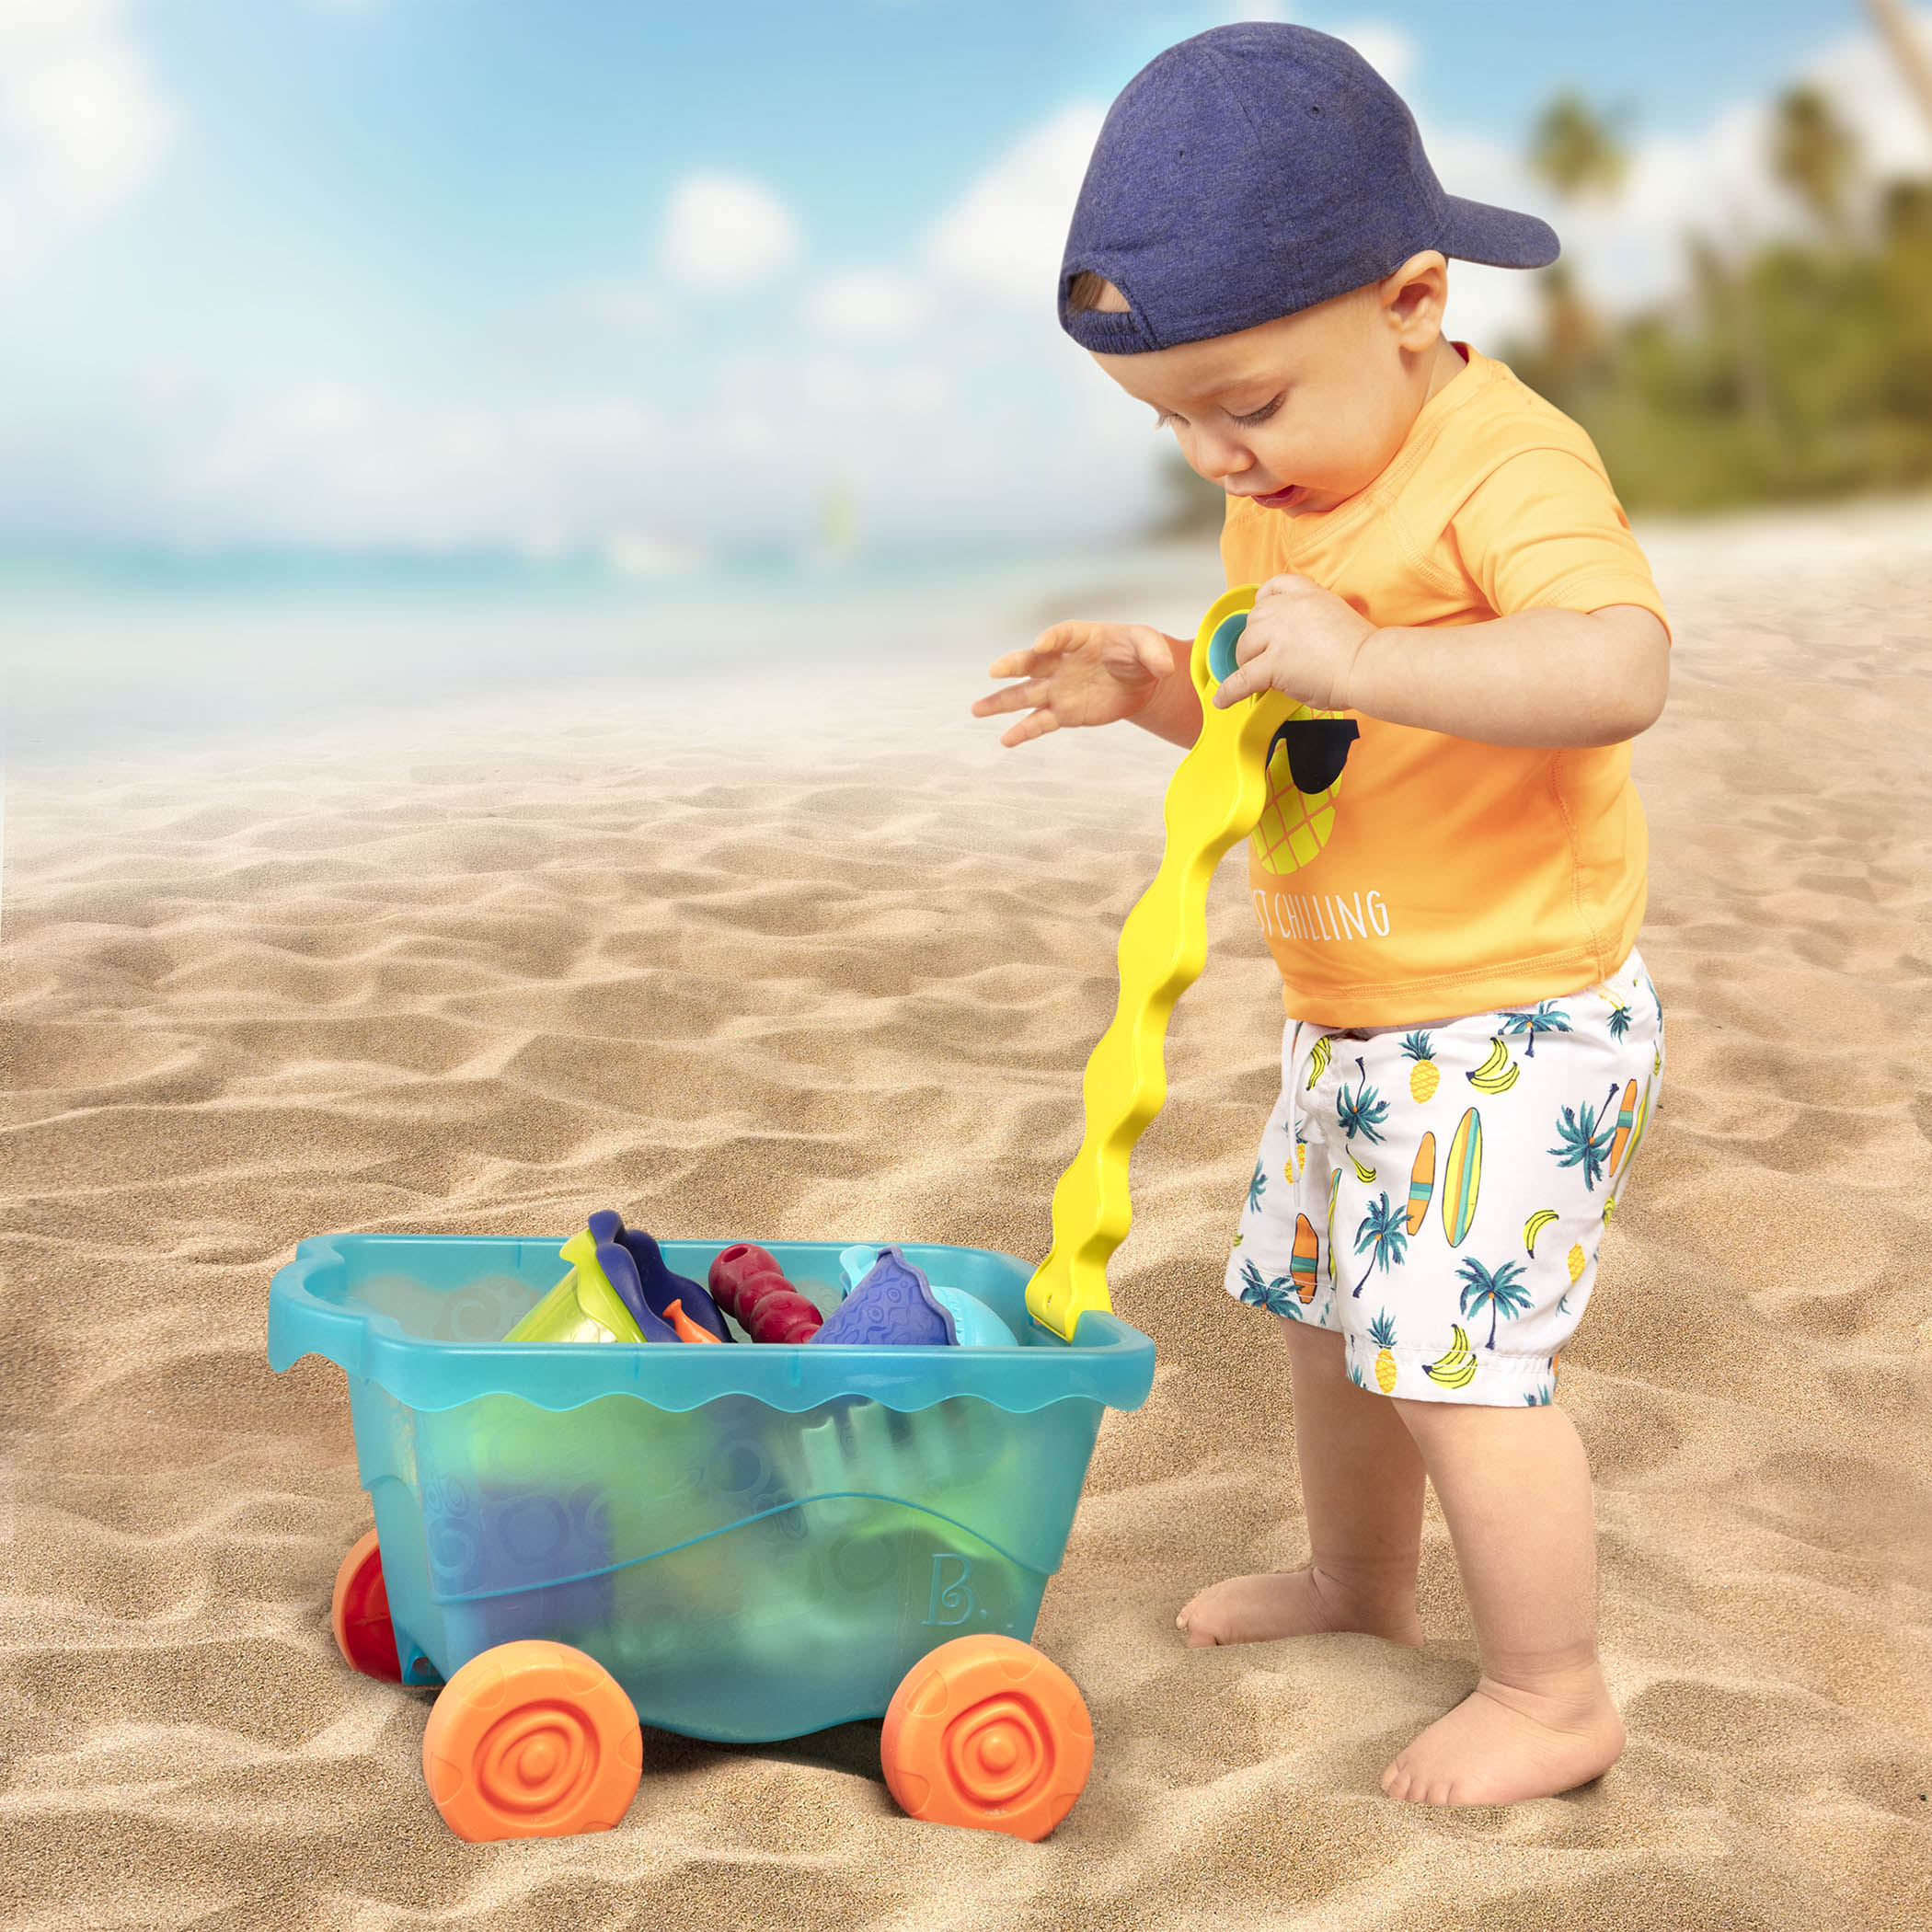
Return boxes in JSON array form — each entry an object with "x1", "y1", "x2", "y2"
[
  {"x1": 660, "y1": 170, "x2": 801, "y2": 293},
  {"x1": 1335, "y1": 20, "x2": 1416, "y2": 90},
  {"x1": 805, "y1": 267, "x2": 930, "y2": 342},
  {"x1": 0, "y1": 0, "x2": 174, "y2": 218},
  {"x1": 924, "y1": 102, "x2": 1105, "y2": 307}
]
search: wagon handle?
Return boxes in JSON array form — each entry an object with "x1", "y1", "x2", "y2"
[{"x1": 1025, "y1": 585, "x2": 1293, "y2": 1341}]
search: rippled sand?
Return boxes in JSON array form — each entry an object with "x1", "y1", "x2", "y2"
[{"x1": 4, "y1": 506, "x2": 1929, "y2": 1929}]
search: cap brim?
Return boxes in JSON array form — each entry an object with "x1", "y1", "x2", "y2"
[{"x1": 1438, "y1": 195, "x2": 1559, "y2": 270}]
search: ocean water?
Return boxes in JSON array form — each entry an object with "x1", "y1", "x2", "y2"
[{"x1": 1, "y1": 545, "x2": 1223, "y2": 769}]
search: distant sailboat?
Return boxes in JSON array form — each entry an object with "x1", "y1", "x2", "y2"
[{"x1": 810, "y1": 477, "x2": 860, "y2": 571}]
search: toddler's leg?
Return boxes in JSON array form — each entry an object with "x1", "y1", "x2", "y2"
[
  {"x1": 1380, "y1": 1400, "x2": 1624, "y2": 1805},
  {"x1": 1177, "y1": 1322, "x2": 1426, "y2": 1648}
]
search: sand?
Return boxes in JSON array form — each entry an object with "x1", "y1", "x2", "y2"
[{"x1": 3, "y1": 502, "x2": 1930, "y2": 1930}]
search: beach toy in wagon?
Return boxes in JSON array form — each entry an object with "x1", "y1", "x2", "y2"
[
  {"x1": 837, "y1": 1244, "x2": 1018, "y2": 1347},
  {"x1": 707, "y1": 1240, "x2": 825, "y2": 1342},
  {"x1": 506, "y1": 1210, "x2": 730, "y2": 1345}
]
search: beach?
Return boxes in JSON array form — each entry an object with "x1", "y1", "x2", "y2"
[{"x1": 3, "y1": 500, "x2": 1929, "y2": 1930}]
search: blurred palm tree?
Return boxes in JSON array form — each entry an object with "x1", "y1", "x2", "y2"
[
  {"x1": 1771, "y1": 86, "x2": 1860, "y2": 237},
  {"x1": 1524, "y1": 94, "x2": 1629, "y2": 395},
  {"x1": 1527, "y1": 93, "x2": 1628, "y2": 202}
]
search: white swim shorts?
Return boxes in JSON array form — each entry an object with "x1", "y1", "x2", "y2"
[{"x1": 1223, "y1": 950, "x2": 1664, "y2": 1406}]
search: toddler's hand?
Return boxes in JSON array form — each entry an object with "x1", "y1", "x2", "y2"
[
  {"x1": 1212, "y1": 573, "x2": 1375, "y2": 712},
  {"x1": 972, "y1": 619, "x2": 1182, "y2": 747}
]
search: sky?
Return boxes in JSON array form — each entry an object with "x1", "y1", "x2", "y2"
[{"x1": 2, "y1": 0, "x2": 1929, "y2": 563}]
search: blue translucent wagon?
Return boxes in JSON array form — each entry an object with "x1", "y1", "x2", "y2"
[{"x1": 270, "y1": 1231, "x2": 1154, "y2": 1842}]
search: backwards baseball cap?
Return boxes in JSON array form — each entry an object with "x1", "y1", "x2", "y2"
[{"x1": 1060, "y1": 23, "x2": 1558, "y2": 355}]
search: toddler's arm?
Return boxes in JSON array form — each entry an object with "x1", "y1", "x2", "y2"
[{"x1": 1216, "y1": 574, "x2": 1668, "y2": 749}]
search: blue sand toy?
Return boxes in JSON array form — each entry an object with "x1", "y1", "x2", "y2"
[
  {"x1": 813, "y1": 1245, "x2": 954, "y2": 1346},
  {"x1": 930, "y1": 1285, "x2": 1018, "y2": 1348},
  {"x1": 839, "y1": 1243, "x2": 882, "y2": 1293},
  {"x1": 591, "y1": 1209, "x2": 732, "y2": 1340}
]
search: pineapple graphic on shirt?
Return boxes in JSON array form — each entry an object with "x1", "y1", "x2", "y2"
[{"x1": 1250, "y1": 707, "x2": 1352, "y2": 877}]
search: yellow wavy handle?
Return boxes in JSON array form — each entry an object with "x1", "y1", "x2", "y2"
[{"x1": 1025, "y1": 585, "x2": 1288, "y2": 1340}]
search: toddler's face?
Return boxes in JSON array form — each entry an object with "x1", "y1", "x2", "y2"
[{"x1": 1089, "y1": 254, "x2": 1454, "y2": 517}]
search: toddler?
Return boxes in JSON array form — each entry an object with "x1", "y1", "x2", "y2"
[{"x1": 973, "y1": 24, "x2": 1669, "y2": 1807}]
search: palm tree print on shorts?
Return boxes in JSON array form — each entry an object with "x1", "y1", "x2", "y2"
[
  {"x1": 1549, "y1": 1083, "x2": 1623, "y2": 1190},
  {"x1": 1352, "y1": 1190, "x2": 1409, "y2": 1297},
  {"x1": 1236, "y1": 1258, "x2": 1300, "y2": 1318},
  {"x1": 1247, "y1": 1159, "x2": 1267, "y2": 1213},
  {"x1": 1457, "y1": 1256, "x2": 1532, "y2": 1346},
  {"x1": 1499, "y1": 1000, "x2": 1573, "y2": 1057},
  {"x1": 1337, "y1": 1056, "x2": 1391, "y2": 1146}
]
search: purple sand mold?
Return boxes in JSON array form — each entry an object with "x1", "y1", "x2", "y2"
[
  {"x1": 811, "y1": 1245, "x2": 958, "y2": 1347},
  {"x1": 587, "y1": 1209, "x2": 732, "y2": 1341},
  {"x1": 620, "y1": 1229, "x2": 732, "y2": 1340},
  {"x1": 593, "y1": 1240, "x2": 679, "y2": 1342}
]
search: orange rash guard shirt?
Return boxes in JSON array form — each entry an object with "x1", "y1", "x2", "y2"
[{"x1": 1221, "y1": 346, "x2": 1669, "y2": 1029}]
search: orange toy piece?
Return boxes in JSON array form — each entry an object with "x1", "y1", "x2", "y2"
[
  {"x1": 880, "y1": 1634, "x2": 1094, "y2": 1841},
  {"x1": 664, "y1": 1299, "x2": 723, "y2": 1343},
  {"x1": 422, "y1": 1639, "x2": 643, "y2": 1842},
  {"x1": 331, "y1": 1528, "x2": 401, "y2": 1682}
]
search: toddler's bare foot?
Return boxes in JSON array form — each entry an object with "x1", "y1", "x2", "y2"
[
  {"x1": 1176, "y1": 1567, "x2": 1424, "y2": 1649},
  {"x1": 1380, "y1": 1670, "x2": 1625, "y2": 1805}
]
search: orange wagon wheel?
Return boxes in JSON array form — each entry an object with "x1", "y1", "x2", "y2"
[
  {"x1": 880, "y1": 1635, "x2": 1094, "y2": 1841},
  {"x1": 421, "y1": 1640, "x2": 643, "y2": 1842},
  {"x1": 331, "y1": 1529, "x2": 401, "y2": 1682}
]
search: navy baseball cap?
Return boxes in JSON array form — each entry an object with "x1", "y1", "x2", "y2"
[{"x1": 1060, "y1": 23, "x2": 1558, "y2": 354}]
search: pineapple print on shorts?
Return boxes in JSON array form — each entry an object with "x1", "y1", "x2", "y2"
[
  {"x1": 1367, "y1": 1310, "x2": 1399, "y2": 1393},
  {"x1": 1401, "y1": 1031, "x2": 1438, "y2": 1102},
  {"x1": 1250, "y1": 708, "x2": 1357, "y2": 877}
]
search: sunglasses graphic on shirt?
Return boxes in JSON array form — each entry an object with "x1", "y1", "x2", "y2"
[{"x1": 1265, "y1": 717, "x2": 1360, "y2": 795}]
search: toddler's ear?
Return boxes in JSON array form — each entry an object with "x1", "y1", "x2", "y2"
[{"x1": 1380, "y1": 251, "x2": 1448, "y2": 345}]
